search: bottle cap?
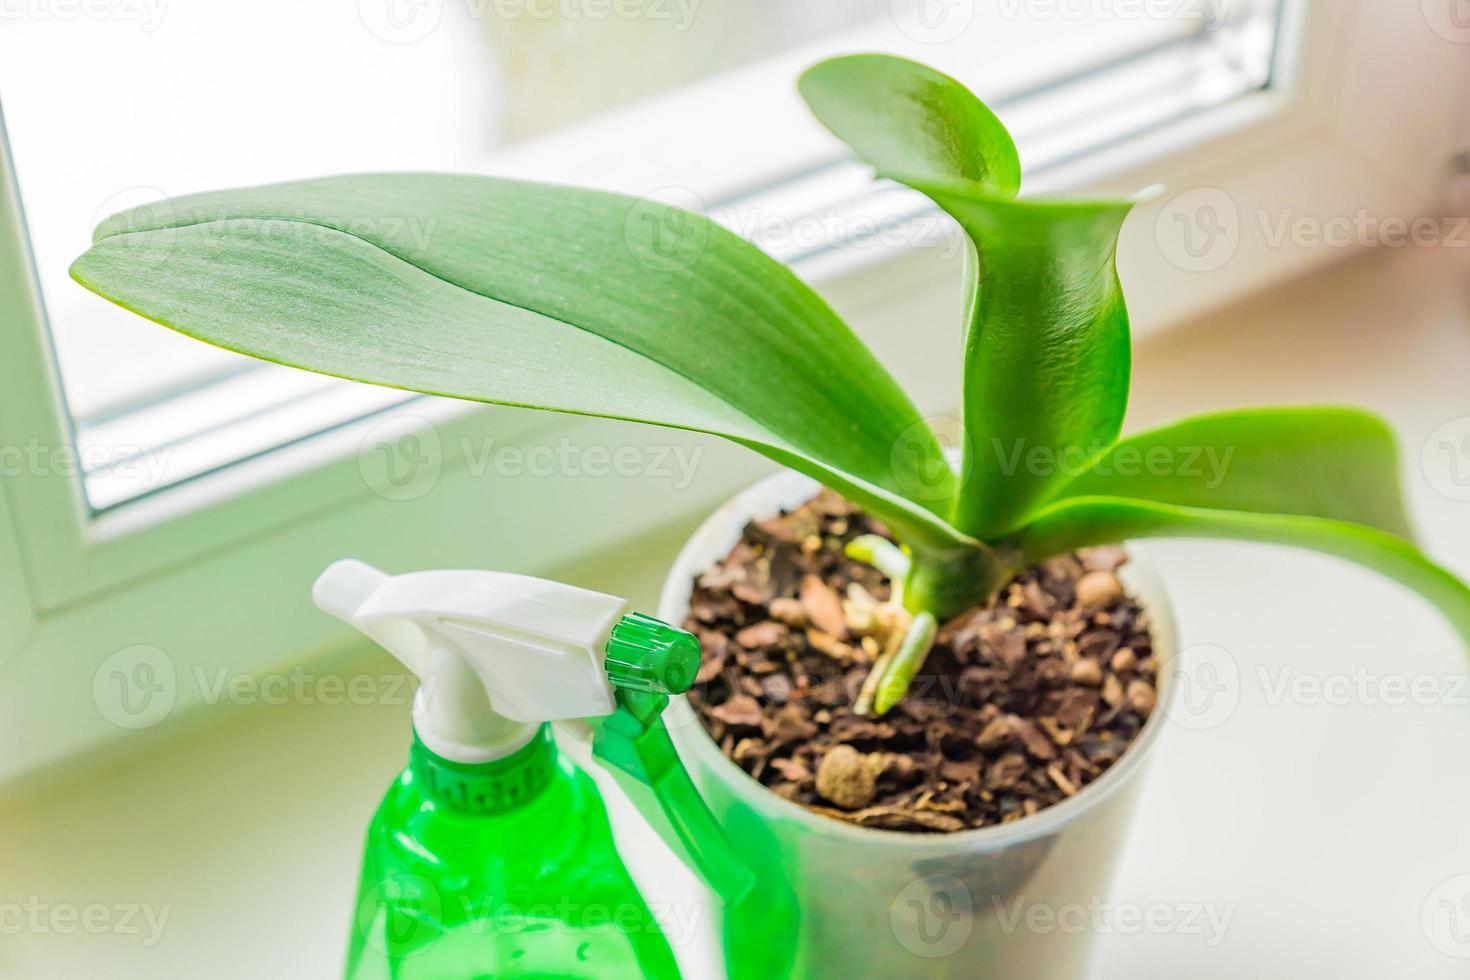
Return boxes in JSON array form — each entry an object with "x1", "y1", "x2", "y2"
[{"x1": 604, "y1": 612, "x2": 700, "y2": 696}]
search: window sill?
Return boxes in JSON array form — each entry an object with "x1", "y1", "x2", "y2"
[{"x1": 7, "y1": 242, "x2": 1470, "y2": 978}]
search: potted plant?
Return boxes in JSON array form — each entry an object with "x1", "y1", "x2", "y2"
[{"x1": 71, "y1": 54, "x2": 1470, "y2": 977}]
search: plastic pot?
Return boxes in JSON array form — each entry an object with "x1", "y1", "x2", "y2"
[{"x1": 658, "y1": 468, "x2": 1180, "y2": 979}]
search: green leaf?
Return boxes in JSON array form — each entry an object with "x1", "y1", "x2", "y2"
[
  {"x1": 798, "y1": 54, "x2": 1135, "y2": 539},
  {"x1": 70, "y1": 174, "x2": 968, "y2": 551},
  {"x1": 1046, "y1": 406, "x2": 1414, "y2": 538},
  {"x1": 1015, "y1": 497, "x2": 1470, "y2": 643},
  {"x1": 937, "y1": 186, "x2": 1137, "y2": 538},
  {"x1": 798, "y1": 54, "x2": 1021, "y2": 196}
]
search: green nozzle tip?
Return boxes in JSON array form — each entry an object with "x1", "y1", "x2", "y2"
[{"x1": 604, "y1": 612, "x2": 700, "y2": 696}]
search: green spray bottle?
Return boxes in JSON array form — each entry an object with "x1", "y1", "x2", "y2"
[{"x1": 314, "y1": 560, "x2": 784, "y2": 980}]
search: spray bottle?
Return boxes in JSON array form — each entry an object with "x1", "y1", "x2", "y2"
[{"x1": 314, "y1": 560, "x2": 788, "y2": 980}]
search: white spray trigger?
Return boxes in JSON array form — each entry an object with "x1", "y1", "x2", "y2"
[{"x1": 314, "y1": 559, "x2": 625, "y2": 762}]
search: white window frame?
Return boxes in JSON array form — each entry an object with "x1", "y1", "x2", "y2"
[{"x1": 1, "y1": 0, "x2": 1465, "y2": 782}]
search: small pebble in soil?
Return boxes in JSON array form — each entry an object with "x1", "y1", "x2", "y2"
[
  {"x1": 1075, "y1": 570, "x2": 1125, "y2": 610},
  {"x1": 814, "y1": 744, "x2": 881, "y2": 809},
  {"x1": 684, "y1": 490, "x2": 1159, "y2": 834}
]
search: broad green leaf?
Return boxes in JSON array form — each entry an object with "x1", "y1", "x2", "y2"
[
  {"x1": 71, "y1": 174, "x2": 967, "y2": 550},
  {"x1": 1015, "y1": 497, "x2": 1470, "y2": 642},
  {"x1": 799, "y1": 54, "x2": 1021, "y2": 196},
  {"x1": 936, "y1": 185, "x2": 1136, "y2": 538},
  {"x1": 798, "y1": 54, "x2": 1134, "y2": 539},
  {"x1": 1046, "y1": 406, "x2": 1414, "y2": 538}
]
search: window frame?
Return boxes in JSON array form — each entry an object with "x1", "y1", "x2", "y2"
[{"x1": 2, "y1": 0, "x2": 1465, "y2": 782}]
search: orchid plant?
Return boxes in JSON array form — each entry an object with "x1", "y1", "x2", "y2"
[{"x1": 71, "y1": 55, "x2": 1470, "y2": 716}]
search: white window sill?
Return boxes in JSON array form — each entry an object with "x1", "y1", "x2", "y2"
[{"x1": 6, "y1": 241, "x2": 1470, "y2": 978}]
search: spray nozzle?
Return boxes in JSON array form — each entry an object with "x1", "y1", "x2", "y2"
[
  {"x1": 316, "y1": 560, "x2": 754, "y2": 908},
  {"x1": 605, "y1": 612, "x2": 700, "y2": 696},
  {"x1": 316, "y1": 558, "x2": 640, "y2": 761}
]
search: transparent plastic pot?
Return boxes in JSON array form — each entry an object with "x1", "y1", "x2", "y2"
[{"x1": 658, "y1": 469, "x2": 1180, "y2": 979}]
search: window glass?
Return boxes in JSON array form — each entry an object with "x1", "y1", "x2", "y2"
[{"x1": 0, "y1": 0, "x2": 1283, "y2": 510}]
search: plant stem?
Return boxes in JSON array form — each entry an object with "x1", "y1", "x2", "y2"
[
  {"x1": 844, "y1": 535, "x2": 911, "y2": 586},
  {"x1": 847, "y1": 536, "x2": 1018, "y2": 713},
  {"x1": 873, "y1": 611, "x2": 937, "y2": 716},
  {"x1": 903, "y1": 543, "x2": 1015, "y2": 619},
  {"x1": 854, "y1": 644, "x2": 898, "y2": 717}
]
